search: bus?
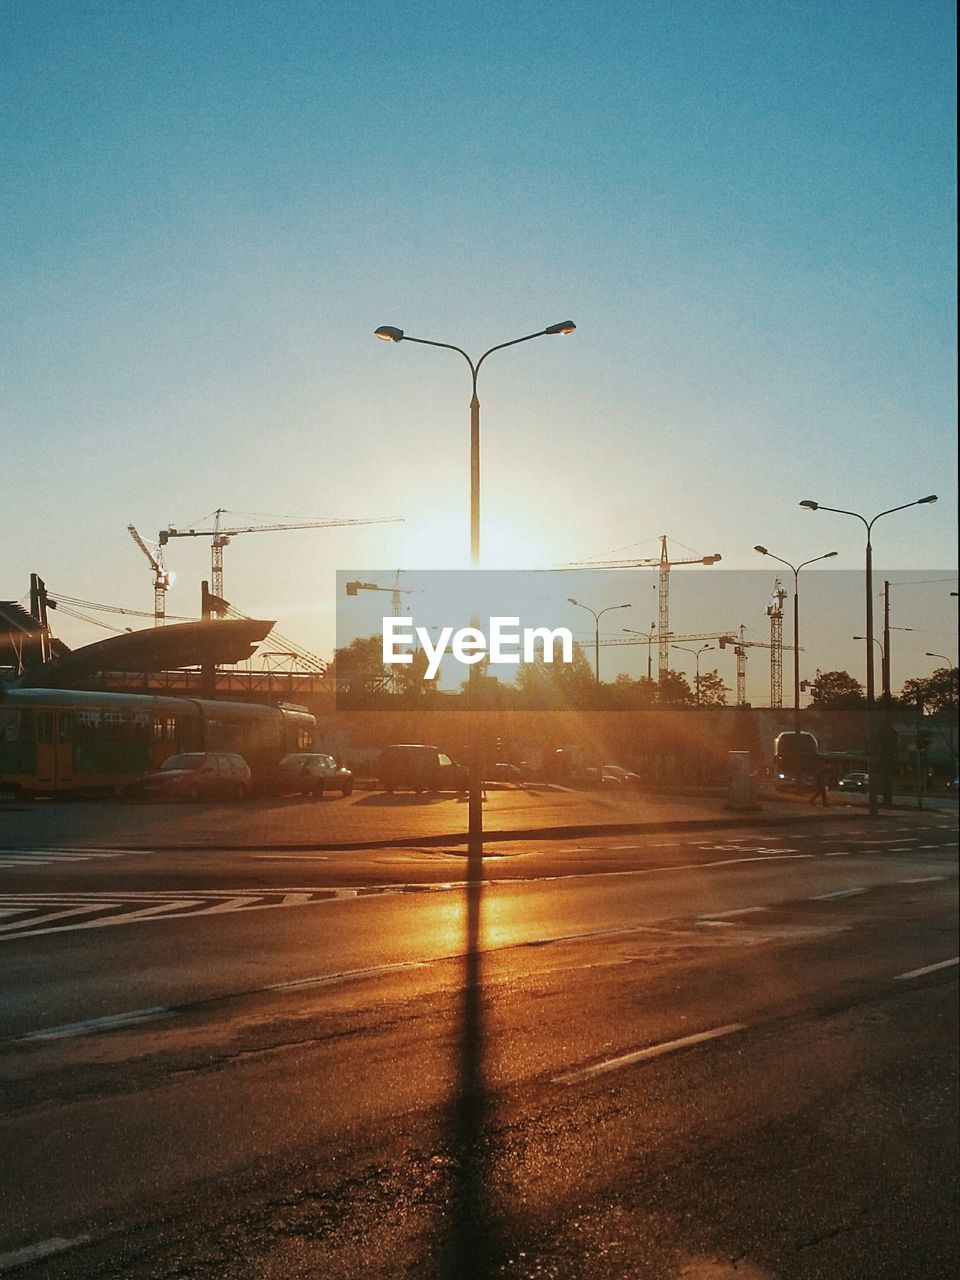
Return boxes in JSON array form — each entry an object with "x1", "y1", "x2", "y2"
[
  {"x1": 773, "y1": 730, "x2": 820, "y2": 788},
  {"x1": 0, "y1": 688, "x2": 315, "y2": 796}
]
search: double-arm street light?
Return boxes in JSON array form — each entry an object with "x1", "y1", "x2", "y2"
[
  {"x1": 624, "y1": 624, "x2": 658, "y2": 681},
  {"x1": 754, "y1": 546, "x2": 838, "y2": 739},
  {"x1": 376, "y1": 319, "x2": 576, "y2": 858},
  {"x1": 567, "y1": 599, "x2": 631, "y2": 682},
  {"x1": 799, "y1": 494, "x2": 938, "y2": 817},
  {"x1": 671, "y1": 643, "x2": 713, "y2": 705},
  {"x1": 375, "y1": 321, "x2": 575, "y2": 565}
]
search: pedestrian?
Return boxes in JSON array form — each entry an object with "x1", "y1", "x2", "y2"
[{"x1": 809, "y1": 757, "x2": 828, "y2": 806}]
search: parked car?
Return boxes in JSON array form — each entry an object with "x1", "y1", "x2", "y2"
[
  {"x1": 138, "y1": 752, "x2": 251, "y2": 801},
  {"x1": 837, "y1": 771, "x2": 870, "y2": 793},
  {"x1": 488, "y1": 762, "x2": 523, "y2": 786},
  {"x1": 264, "y1": 753, "x2": 354, "y2": 798},
  {"x1": 602, "y1": 764, "x2": 643, "y2": 788},
  {"x1": 377, "y1": 744, "x2": 468, "y2": 793}
]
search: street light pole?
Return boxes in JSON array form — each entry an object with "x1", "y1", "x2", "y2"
[
  {"x1": 624, "y1": 625, "x2": 658, "y2": 681},
  {"x1": 568, "y1": 599, "x2": 631, "y2": 682},
  {"x1": 799, "y1": 494, "x2": 937, "y2": 817},
  {"x1": 376, "y1": 320, "x2": 576, "y2": 857},
  {"x1": 754, "y1": 547, "x2": 838, "y2": 740},
  {"x1": 375, "y1": 321, "x2": 575, "y2": 566},
  {"x1": 671, "y1": 643, "x2": 714, "y2": 705}
]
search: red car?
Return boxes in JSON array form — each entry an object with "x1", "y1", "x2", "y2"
[{"x1": 137, "y1": 752, "x2": 251, "y2": 802}]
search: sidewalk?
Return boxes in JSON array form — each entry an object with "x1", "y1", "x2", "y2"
[{"x1": 1, "y1": 782, "x2": 934, "y2": 852}]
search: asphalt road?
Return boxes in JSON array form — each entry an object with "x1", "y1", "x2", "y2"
[{"x1": 0, "y1": 811, "x2": 957, "y2": 1278}]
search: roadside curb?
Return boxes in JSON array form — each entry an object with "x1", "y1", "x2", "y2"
[{"x1": 29, "y1": 805, "x2": 879, "y2": 853}]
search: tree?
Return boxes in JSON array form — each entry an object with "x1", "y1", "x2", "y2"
[
  {"x1": 900, "y1": 667, "x2": 959, "y2": 716},
  {"x1": 658, "y1": 669, "x2": 695, "y2": 706},
  {"x1": 809, "y1": 669, "x2": 864, "y2": 709},
  {"x1": 331, "y1": 635, "x2": 390, "y2": 694},
  {"x1": 515, "y1": 642, "x2": 598, "y2": 707},
  {"x1": 697, "y1": 669, "x2": 729, "y2": 707}
]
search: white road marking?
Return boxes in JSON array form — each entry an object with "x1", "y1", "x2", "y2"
[
  {"x1": 267, "y1": 959, "x2": 430, "y2": 991},
  {"x1": 894, "y1": 958, "x2": 959, "y2": 981},
  {"x1": 16, "y1": 1008, "x2": 172, "y2": 1041},
  {"x1": 0, "y1": 1236, "x2": 91, "y2": 1272},
  {"x1": 897, "y1": 876, "x2": 946, "y2": 884},
  {"x1": 810, "y1": 887, "x2": 868, "y2": 900},
  {"x1": 696, "y1": 920, "x2": 735, "y2": 927},
  {"x1": 553, "y1": 1023, "x2": 746, "y2": 1085},
  {"x1": 698, "y1": 906, "x2": 768, "y2": 919},
  {"x1": 824, "y1": 851, "x2": 851, "y2": 856}
]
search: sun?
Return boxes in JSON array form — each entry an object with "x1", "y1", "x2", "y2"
[{"x1": 395, "y1": 502, "x2": 553, "y2": 571}]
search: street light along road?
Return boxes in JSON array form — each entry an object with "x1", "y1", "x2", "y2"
[
  {"x1": 567, "y1": 598, "x2": 631, "y2": 682},
  {"x1": 376, "y1": 319, "x2": 576, "y2": 857},
  {"x1": 799, "y1": 494, "x2": 937, "y2": 817}
]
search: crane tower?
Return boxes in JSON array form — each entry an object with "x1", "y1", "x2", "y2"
[
  {"x1": 566, "y1": 535, "x2": 721, "y2": 687},
  {"x1": 766, "y1": 578, "x2": 788, "y2": 708},
  {"x1": 128, "y1": 526, "x2": 173, "y2": 625},
  {"x1": 159, "y1": 508, "x2": 403, "y2": 611}
]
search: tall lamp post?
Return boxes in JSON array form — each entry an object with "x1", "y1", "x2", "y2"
[
  {"x1": 624, "y1": 624, "x2": 658, "y2": 681},
  {"x1": 671, "y1": 643, "x2": 714, "y2": 705},
  {"x1": 799, "y1": 494, "x2": 938, "y2": 817},
  {"x1": 376, "y1": 320, "x2": 576, "y2": 857},
  {"x1": 375, "y1": 321, "x2": 575, "y2": 564},
  {"x1": 754, "y1": 547, "x2": 838, "y2": 740},
  {"x1": 567, "y1": 598, "x2": 631, "y2": 682}
]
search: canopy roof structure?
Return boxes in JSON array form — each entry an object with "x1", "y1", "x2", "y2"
[{"x1": 11, "y1": 618, "x2": 274, "y2": 689}]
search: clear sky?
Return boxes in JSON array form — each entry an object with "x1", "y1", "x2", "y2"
[{"x1": 2, "y1": 0, "x2": 956, "y2": 697}]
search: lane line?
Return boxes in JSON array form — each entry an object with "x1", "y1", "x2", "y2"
[
  {"x1": 698, "y1": 906, "x2": 768, "y2": 919},
  {"x1": 810, "y1": 888, "x2": 867, "y2": 900},
  {"x1": 16, "y1": 1007, "x2": 172, "y2": 1041},
  {"x1": 898, "y1": 876, "x2": 946, "y2": 884},
  {"x1": 0, "y1": 1236, "x2": 91, "y2": 1273},
  {"x1": 894, "y1": 958, "x2": 959, "y2": 981},
  {"x1": 823, "y1": 851, "x2": 852, "y2": 857},
  {"x1": 553, "y1": 1023, "x2": 746, "y2": 1085}
]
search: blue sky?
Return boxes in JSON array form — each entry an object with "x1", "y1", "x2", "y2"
[{"x1": 1, "y1": 0, "x2": 956, "y2": 697}]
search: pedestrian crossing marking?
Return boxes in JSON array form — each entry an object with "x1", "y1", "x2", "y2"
[
  {"x1": 0, "y1": 847, "x2": 150, "y2": 869},
  {"x1": 0, "y1": 886, "x2": 369, "y2": 940}
]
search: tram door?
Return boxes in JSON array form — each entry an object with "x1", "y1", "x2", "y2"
[{"x1": 34, "y1": 709, "x2": 75, "y2": 790}]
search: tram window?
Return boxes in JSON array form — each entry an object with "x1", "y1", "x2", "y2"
[
  {"x1": 37, "y1": 711, "x2": 55, "y2": 744},
  {"x1": 0, "y1": 709, "x2": 31, "y2": 743},
  {"x1": 58, "y1": 713, "x2": 73, "y2": 743}
]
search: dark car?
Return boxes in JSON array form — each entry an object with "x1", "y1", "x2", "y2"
[
  {"x1": 837, "y1": 771, "x2": 869, "y2": 793},
  {"x1": 138, "y1": 752, "x2": 251, "y2": 801},
  {"x1": 265, "y1": 753, "x2": 354, "y2": 798},
  {"x1": 378, "y1": 744, "x2": 468, "y2": 794}
]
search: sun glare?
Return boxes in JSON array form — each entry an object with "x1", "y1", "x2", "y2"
[{"x1": 396, "y1": 506, "x2": 552, "y2": 571}]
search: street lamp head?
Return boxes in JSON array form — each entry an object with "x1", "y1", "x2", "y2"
[
  {"x1": 374, "y1": 326, "x2": 404, "y2": 342},
  {"x1": 754, "y1": 545, "x2": 769, "y2": 555},
  {"x1": 702, "y1": 554, "x2": 722, "y2": 564},
  {"x1": 543, "y1": 320, "x2": 576, "y2": 335},
  {"x1": 824, "y1": 551, "x2": 839, "y2": 559},
  {"x1": 566, "y1": 597, "x2": 579, "y2": 606},
  {"x1": 918, "y1": 494, "x2": 938, "y2": 504},
  {"x1": 799, "y1": 500, "x2": 818, "y2": 510}
]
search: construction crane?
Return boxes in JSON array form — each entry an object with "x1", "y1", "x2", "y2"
[
  {"x1": 127, "y1": 525, "x2": 174, "y2": 626},
  {"x1": 344, "y1": 573, "x2": 421, "y2": 691},
  {"x1": 568, "y1": 535, "x2": 721, "y2": 686},
  {"x1": 159, "y1": 509, "x2": 403, "y2": 612},
  {"x1": 344, "y1": 570, "x2": 416, "y2": 617},
  {"x1": 719, "y1": 626, "x2": 799, "y2": 708},
  {"x1": 766, "y1": 578, "x2": 788, "y2": 708}
]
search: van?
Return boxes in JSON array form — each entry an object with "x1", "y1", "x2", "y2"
[{"x1": 377, "y1": 744, "x2": 468, "y2": 794}]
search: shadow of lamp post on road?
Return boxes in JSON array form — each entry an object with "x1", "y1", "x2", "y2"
[{"x1": 375, "y1": 319, "x2": 576, "y2": 1275}]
